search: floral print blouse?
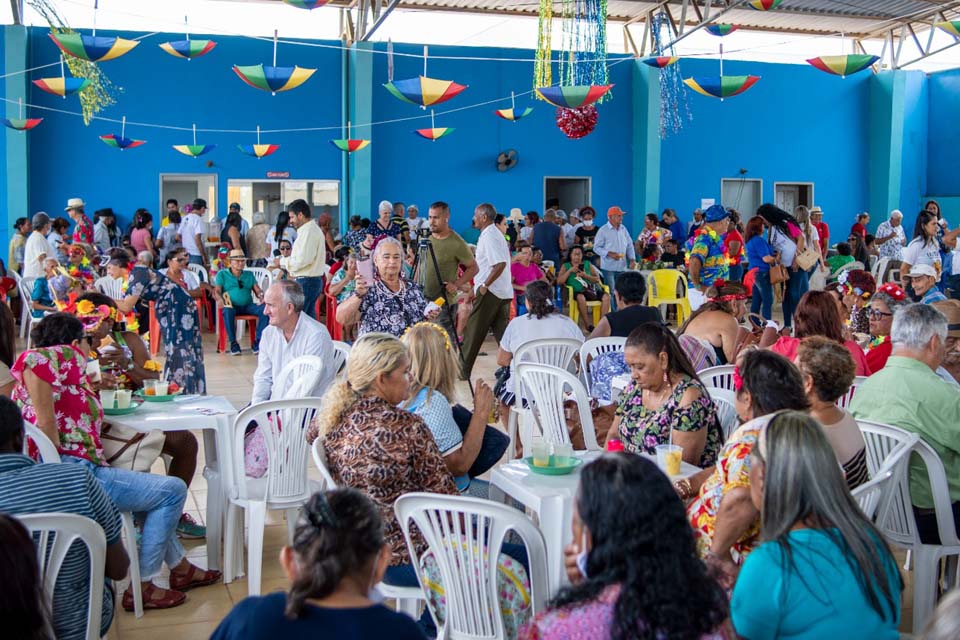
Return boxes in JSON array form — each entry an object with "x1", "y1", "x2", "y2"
[
  {"x1": 616, "y1": 376, "x2": 723, "y2": 467},
  {"x1": 357, "y1": 278, "x2": 429, "y2": 337},
  {"x1": 11, "y1": 346, "x2": 105, "y2": 465}
]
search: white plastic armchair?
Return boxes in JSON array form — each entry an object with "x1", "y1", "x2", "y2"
[
  {"x1": 836, "y1": 376, "x2": 868, "y2": 409},
  {"x1": 516, "y1": 362, "x2": 600, "y2": 451},
  {"x1": 395, "y1": 493, "x2": 550, "y2": 639},
  {"x1": 271, "y1": 355, "x2": 325, "y2": 401},
  {"x1": 19, "y1": 276, "x2": 41, "y2": 345},
  {"x1": 699, "y1": 365, "x2": 736, "y2": 391},
  {"x1": 20, "y1": 513, "x2": 106, "y2": 640},
  {"x1": 578, "y1": 336, "x2": 626, "y2": 394},
  {"x1": 705, "y1": 386, "x2": 739, "y2": 440},
  {"x1": 245, "y1": 267, "x2": 273, "y2": 292},
  {"x1": 23, "y1": 423, "x2": 61, "y2": 463},
  {"x1": 331, "y1": 341, "x2": 351, "y2": 378},
  {"x1": 310, "y1": 438, "x2": 338, "y2": 490},
  {"x1": 94, "y1": 276, "x2": 125, "y2": 300},
  {"x1": 187, "y1": 262, "x2": 209, "y2": 283}
]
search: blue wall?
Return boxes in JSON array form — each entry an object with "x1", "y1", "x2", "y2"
[{"x1": 927, "y1": 68, "x2": 960, "y2": 227}]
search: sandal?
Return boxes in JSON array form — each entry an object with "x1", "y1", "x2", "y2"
[
  {"x1": 122, "y1": 582, "x2": 187, "y2": 611},
  {"x1": 169, "y1": 563, "x2": 222, "y2": 592}
]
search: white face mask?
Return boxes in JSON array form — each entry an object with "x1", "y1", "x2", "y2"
[{"x1": 583, "y1": 219, "x2": 594, "y2": 228}]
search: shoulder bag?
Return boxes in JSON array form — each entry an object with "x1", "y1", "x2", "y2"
[
  {"x1": 100, "y1": 422, "x2": 166, "y2": 472},
  {"x1": 767, "y1": 227, "x2": 790, "y2": 285},
  {"x1": 795, "y1": 230, "x2": 821, "y2": 271}
]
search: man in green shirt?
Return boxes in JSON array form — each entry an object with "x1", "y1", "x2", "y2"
[
  {"x1": 851, "y1": 303, "x2": 960, "y2": 541},
  {"x1": 214, "y1": 249, "x2": 268, "y2": 355},
  {"x1": 421, "y1": 202, "x2": 479, "y2": 342}
]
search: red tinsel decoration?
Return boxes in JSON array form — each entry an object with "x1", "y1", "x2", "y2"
[{"x1": 555, "y1": 105, "x2": 598, "y2": 139}]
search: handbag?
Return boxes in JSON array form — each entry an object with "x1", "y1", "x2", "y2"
[
  {"x1": 100, "y1": 422, "x2": 166, "y2": 472},
  {"x1": 767, "y1": 227, "x2": 790, "y2": 285},
  {"x1": 795, "y1": 235, "x2": 821, "y2": 271}
]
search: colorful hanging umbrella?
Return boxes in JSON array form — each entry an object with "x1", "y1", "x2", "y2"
[
  {"x1": 415, "y1": 127, "x2": 454, "y2": 140},
  {"x1": 160, "y1": 39, "x2": 217, "y2": 60},
  {"x1": 174, "y1": 124, "x2": 216, "y2": 157},
  {"x1": 238, "y1": 126, "x2": 280, "y2": 158},
  {"x1": 535, "y1": 85, "x2": 613, "y2": 109},
  {"x1": 233, "y1": 64, "x2": 315, "y2": 94},
  {"x1": 3, "y1": 118, "x2": 43, "y2": 131},
  {"x1": 495, "y1": 107, "x2": 533, "y2": 121},
  {"x1": 49, "y1": 32, "x2": 139, "y2": 62},
  {"x1": 683, "y1": 75, "x2": 760, "y2": 99},
  {"x1": 748, "y1": 0, "x2": 783, "y2": 9},
  {"x1": 384, "y1": 76, "x2": 467, "y2": 108},
  {"x1": 100, "y1": 134, "x2": 146, "y2": 150},
  {"x1": 806, "y1": 54, "x2": 879, "y2": 77},
  {"x1": 641, "y1": 56, "x2": 679, "y2": 68},
  {"x1": 936, "y1": 21, "x2": 960, "y2": 37},
  {"x1": 705, "y1": 24, "x2": 739, "y2": 37},
  {"x1": 283, "y1": 0, "x2": 330, "y2": 7},
  {"x1": 32, "y1": 77, "x2": 90, "y2": 97},
  {"x1": 330, "y1": 139, "x2": 370, "y2": 152}
]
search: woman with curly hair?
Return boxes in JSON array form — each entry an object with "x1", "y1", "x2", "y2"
[
  {"x1": 837, "y1": 269, "x2": 876, "y2": 334},
  {"x1": 518, "y1": 454, "x2": 728, "y2": 640},
  {"x1": 865, "y1": 282, "x2": 909, "y2": 372}
]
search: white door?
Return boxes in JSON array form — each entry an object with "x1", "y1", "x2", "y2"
[
  {"x1": 721, "y1": 179, "x2": 761, "y2": 219},
  {"x1": 776, "y1": 185, "x2": 799, "y2": 213}
]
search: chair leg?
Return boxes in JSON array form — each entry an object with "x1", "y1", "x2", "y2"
[
  {"x1": 223, "y1": 503, "x2": 238, "y2": 584},
  {"x1": 120, "y1": 513, "x2": 143, "y2": 618},
  {"x1": 913, "y1": 546, "x2": 940, "y2": 634},
  {"x1": 246, "y1": 502, "x2": 267, "y2": 596},
  {"x1": 507, "y1": 410, "x2": 519, "y2": 460},
  {"x1": 285, "y1": 507, "x2": 300, "y2": 544}
]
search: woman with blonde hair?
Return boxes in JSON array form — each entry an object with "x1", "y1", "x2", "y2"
[{"x1": 401, "y1": 322, "x2": 499, "y2": 497}]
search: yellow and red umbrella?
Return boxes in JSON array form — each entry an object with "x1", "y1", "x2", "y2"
[
  {"x1": 748, "y1": 0, "x2": 783, "y2": 9},
  {"x1": 415, "y1": 111, "x2": 454, "y2": 140},
  {"x1": 238, "y1": 126, "x2": 280, "y2": 158},
  {"x1": 494, "y1": 92, "x2": 533, "y2": 121},
  {"x1": 535, "y1": 85, "x2": 613, "y2": 109},
  {"x1": 100, "y1": 117, "x2": 146, "y2": 150},
  {"x1": 642, "y1": 56, "x2": 679, "y2": 68},
  {"x1": 331, "y1": 122, "x2": 370, "y2": 152},
  {"x1": 705, "y1": 24, "x2": 738, "y2": 37},
  {"x1": 684, "y1": 75, "x2": 760, "y2": 100},
  {"x1": 160, "y1": 39, "x2": 216, "y2": 60},
  {"x1": 173, "y1": 124, "x2": 216, "y2": 158},
  {"x1": 384, "y1": 76, "x2": 467, "y2": 108},
  {"x1": 33, "y1": 56, "x2": 90, "y2": 98},
  {"x1": 49, "y1": 32, "x2": 138, "y2": 62},
  {"x1": 233, "y1": 31, "x2": 315, "y2": 95},
  {"x1": 283, "y1": 0, "x2": 330, "y2": 8},
  {"x1": 936, "y1": 20, "x2": 960, "y2": 37},
  {"x1": 806, "y1": 54, "x2": 878, "y2": 78}
]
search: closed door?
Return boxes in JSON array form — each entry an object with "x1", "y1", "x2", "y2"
[
  {"x1": 776, "y1": 186, "x2": 799, "y2": 213},
  {"x1": 721, "y1": 179, "x2": 761, "y2": 218}
]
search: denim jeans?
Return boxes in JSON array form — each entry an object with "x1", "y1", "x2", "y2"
[
  {"x1": 188, "y1": 254, "x2": 205, "y2": 266},
  {"x1": 602, "y1": 269, "x2": 624, "y2": 310},
  {"x1": 62, "y1": 456, "x2": 187, "y2": 579},
  {"x1": 750, "y1": 270, "x2": 774, "y2": 321},
  {"x1": 222, "y1": 303, "x2": 267, "y2": 347},
  {"x1": 782, "y1": 267, "x2": 809, "y2": 328},
  {"x1": 728, "y1": 264, "x2": 744, "y2": 282},
  {"x1": 296, "y1": 276, "x2": 324, "y2": 320}
]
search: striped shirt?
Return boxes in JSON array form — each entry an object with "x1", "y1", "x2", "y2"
[{"x1": 0, "y1": 454, "x2": 122, "y2": 640}]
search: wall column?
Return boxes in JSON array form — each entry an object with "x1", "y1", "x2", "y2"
[
  {"x1": 631, "y1": 61, "x2": 661, "y2": 236},
  {"x1": 3, "y1": 25, "x2": 29, "y2": 252},
  {"x1": 342, "y1": 42, "x2": 373, "y2": 223},
  {"x1": 869, "y1": 71, "x2": 906, "y2": 221}
]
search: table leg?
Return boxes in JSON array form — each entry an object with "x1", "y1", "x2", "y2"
[
  {"x1": 489, "y1": 483, "x2": 508, "y2": 506},
  {"x1": 539, "y1": 495, "x2": 568, "y2": 592},
  {"x1": 201, "y1": 420, "x2": 226, "y2": 572}
]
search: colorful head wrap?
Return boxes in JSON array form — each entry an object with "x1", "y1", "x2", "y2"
[
  {"x1": 875, "y1": 282, "x2": 906, "y2": 301},
  {"x1": 838, "y1": 269, "x2": 876, "y2": 298}
]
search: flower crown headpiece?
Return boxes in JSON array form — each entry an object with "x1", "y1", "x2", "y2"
[
  {"x1": 875, "y1": 282, "x2": 906, "y2": 301},
  {"x1": 403, "y1": 321, "x2": 453, "y2": 352},
  {"x1": 837, "y1": 270, "x2": 872, "y2": 299},
  {"x1": 56, "y1": 294, "x2": 115, "y2": 332}
]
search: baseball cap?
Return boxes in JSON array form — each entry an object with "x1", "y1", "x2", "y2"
[
  {"x1": 908, "y1": 264, "x2": 938, "y2": 279},
  {"x1": 229, "y1": 202, "x2": 241, "y2": 211},
  {"x1": 607, "y1": 206, "x2": 626, "y2": 217}
]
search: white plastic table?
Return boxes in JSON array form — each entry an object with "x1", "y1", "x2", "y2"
[
  {"x1": 106, "y1": 394, "x2": 237, "y2": 571},
  {"x1": 489, "y1": 450, "x2": 700, "y2": 591}
]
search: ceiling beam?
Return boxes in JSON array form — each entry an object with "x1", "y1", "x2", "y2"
[
  {"x1": 360, "y1": 0, "x2": 400, "y2": 41},
  {"x1": 9, "y1": 0, "x2": 22, "y2": 25}
]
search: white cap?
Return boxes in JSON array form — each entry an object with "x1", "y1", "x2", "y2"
[{"x1": 908, "y1": 264, "x2": 938, "y2": 278}]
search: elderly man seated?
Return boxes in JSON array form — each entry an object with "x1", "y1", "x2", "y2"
[
  {"x1": 909, "y1": 264, "x2": 947, "y2": 305},
  {"x1": 214, "y1": 249, "x2": 268, "y2": 355},
  {"x1": 851, "y1": 303, "x2": 960, "y2": 543}
]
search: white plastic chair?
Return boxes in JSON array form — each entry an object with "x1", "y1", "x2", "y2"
[
  {"x1": 94, "y1": 276, "x2": 125, "y2": 300},
  {"x1": 271, "y1": 355, "x2": 325, "y2": 401},
  {"x1": 245, "y1": 267, "x2": 273, "y2": 292},
  {"x1": 19, "y1": 276, "x2": 42, "y2": 346},
  {"x1": 836, "y1": 376, "x2": 868, "y2": 409},
  {"x1": 19, "y1": 513, "x2": 106, "y2": 640},
  {"x1": 578, "y1": 336, "x2": 626, "y2": 395},
  {"x1": 871, "y1": 256, "x2": 890, "y2": 283},
  {"x1": 699, "y1": 364, "x2": 736, "y2": 391},
  {"x1": 331, "y1": 340, "x2": 351, "y2": 378},
  {"x1": 23, "y1": 423, "x2": 61, "y2": 463},
  {"x1": 705, "y1": 386, "x2": 739, "y2": 440},
  {"x1": 516, "y1": 363, "x2": 600, "y2": 452},
  {"x1": 223, "y1": 398, "x2": 325, "y2": 594},
  {"x1": 395, "y1": 493, "x2": 550, "y2": 639},
  {"x1": 851, "y1": 470, "x2": 893, "y2": 521},
  {"x1": 187, "y1": 263, "x2": 209, "y2": 283},
  {"x1": 506, "y1": 338, "x2": 582, "y2": 458}
]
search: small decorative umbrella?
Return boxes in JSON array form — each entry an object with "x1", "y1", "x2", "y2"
[
  {"x1": 283, "y1": 0, "x2": 330, "y2": 8},
  {"x1": 936, "y1": 20, "x2": 960, "y2": 37},
  {"x1": 33, "y1": 56, "x2": 90, "y2": 98},
  {"x1": 3, "y1": 99, "x2": 43, "y2": 131},
  {"x1": 806, "y1": 54, "x2": 879, "y2": 77},
  {"x1": 494, "y1": 92, "x2": 533, "y2": 121},
  {"x1": 100, "y1": 116, "x2": 146, "y2": 150},
  {"x1": 748, "y1": 0, "x2": 783, "y2": 9},
  {"x1": 705, "y1": 24, "x2": 739, "y2": 37},
  {"x1": 160, "y1": 15, "x2": 216, "y2": 60},
  {"x1": 384, "y1": 46, "x2": 467, "y2": 109},
  {"x1": 48, "y1": 1, "x2": 139, "y2": 62},
  {"x1": 684, "y1": 75, "x2": 760, "y2": 99},
  {"x1": 173, "y1": 124, "x2": 216, "y2": 157},
  {"x1": 233, "y1": 30, "x2": 315, "y2": 95},
  {"x1": 331, "y1": 121, "x2": 370, "y2": 152},
  {"x1": 415, "y1": 111, "x2": 454, "y2": 140},
  {"x1": 238, "y1": 126, "x2": 280, "y2": 158},
  {"x1": 641, "y1": 56, "x2": 679, "y2": 68},
  {"x1": 535, "y1": 84, "x2": 613, "y2": 109}
]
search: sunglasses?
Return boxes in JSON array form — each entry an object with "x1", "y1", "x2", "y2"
[{"x1": 175, "y1": 257, "x2": 188, "y2": 263}]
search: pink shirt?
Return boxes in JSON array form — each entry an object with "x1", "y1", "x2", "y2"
[
  {"x1": 511, "y1": 262, "x2": 544, "y2": 292},
  {"x1": 771, "y1": 336, "x2": 871, "y2": 376},
  {"x1": 131, "y1": 227, "x2": 152, "y2": 253}
]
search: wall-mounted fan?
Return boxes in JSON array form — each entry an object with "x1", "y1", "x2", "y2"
[{"x1": 497, "y1": 149, "x2": 519, "y2": 172}]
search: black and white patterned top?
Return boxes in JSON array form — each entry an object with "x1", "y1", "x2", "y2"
[{"x1": 357, "y1": 277, "x2": 429, "y2": 337}]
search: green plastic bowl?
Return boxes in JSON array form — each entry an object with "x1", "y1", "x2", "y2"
[{"x1": 523, "y1": 456, "x2": 583, "y2": 476}]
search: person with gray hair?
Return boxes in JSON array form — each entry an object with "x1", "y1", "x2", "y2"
[
  {"x1": 23, "y1": 212, "x2": 51, "y2": 278},
  {"x1": 876, "y1": 209, "x2": 906, "y2": 264},
  {"x1": 852, "y1": 303, "x2": 960, "y2": 545},
  {"x1": 460, "y1": 203, "x2": 514, "y2": 379},
  {"x1": 924, "y1": 590, "x2": 960, "y2": 640},
  {"x1": 371, "y1": 199, "x2": 404, "y2": 247},
  {"x1": 252, "y1": 279, "x2": 335, "y2": 404},
  {"x1": 731, "y1": 411, "x2": 902, "y2": 639}
]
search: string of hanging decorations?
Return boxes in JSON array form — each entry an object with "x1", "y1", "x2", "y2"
[{"x1": 650, "y1": 11, "x2": 692, "y2": 139}]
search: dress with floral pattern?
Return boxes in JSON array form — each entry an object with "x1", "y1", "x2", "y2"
[
  {"x1": 128, "y1": 268, "x2": 206, "y2": 394},
  {"x1": 615, "y1": 376, "x2": 722, "y2": 467},
  {"x1": 11, "y1": 345, "x2": 105, "y2": 465},
  {"x1": 72, "y1": 214, "x2": 94, "y2": 245},
  {"x1": 357, "y1": 278, "x2": 429, "y2": 337}
]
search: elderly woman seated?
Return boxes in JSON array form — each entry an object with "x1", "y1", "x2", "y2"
[
  {"x1": 606, "y1": 323, "x2": 722, "y2": 467},
  {"x1": 336, "y1": 237, "x2": 438, "y2": 337},
  {"x1": 677, "y1": 279, "x2": 752, "y2": 370},
  {"x1": 864, "y1": 282, "x2": 909, "y2": 372}
]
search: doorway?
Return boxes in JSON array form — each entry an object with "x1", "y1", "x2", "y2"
[
  {"x1": 544, "y1": 176, "x2": 591, "y2": 213},
  {"x1": 160, "y1": 174, "x2": 217, "y2": 220},
  {"x1": 720, "y1": 178, "x2": 762, "y2": 219},
  {"x1": 226, "y1": 179, "x2": 341, "y2": 235},
  {"x1": 774, "y1": 182, "x2": 814, "y2": 214}
]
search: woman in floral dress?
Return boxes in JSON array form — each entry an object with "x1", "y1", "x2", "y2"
[{"x1": 605, "y1": 322, "x2": 722, "y2": 468}]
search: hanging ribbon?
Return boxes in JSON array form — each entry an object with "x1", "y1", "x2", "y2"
[
  {"x1": 387, "y1": 39, "x2": 394, "y2": 82},
  {"x1": 533, "y1": 0, "x2": 553, "y2": 98}
]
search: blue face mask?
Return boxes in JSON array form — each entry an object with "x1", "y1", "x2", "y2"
[{"x1": 575, "y1": 532, "x2": 590, "y2": 579}]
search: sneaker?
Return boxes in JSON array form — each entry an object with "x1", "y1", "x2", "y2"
[
  {"x1": 252, "y1": 343, "x2": 259, "y2": 355},
  {"x1": 229, "y1": 343, "x2": 241, "y2": 356},
  {"x1": 176, "y1": 513, "x2": 206, "y2": 539}
]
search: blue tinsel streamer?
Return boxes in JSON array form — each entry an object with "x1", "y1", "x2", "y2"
[
  {"x1": 558, "y1": 0, "x2": 609, "y2": 101},
  {"x1": 652, "y1": 11, "x2": 691, "y2": 138}
]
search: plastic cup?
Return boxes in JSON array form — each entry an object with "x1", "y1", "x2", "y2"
[
  {"x1": 143, "y1": 379, "x2": 158, "y2": 396},
  {"x1": 531, "y1": 439, "x2": 551, "y2": 467},
  {"x1": 553, "y1": 443, "x2": 574, "y2": 466},
  {"x1": 115, "y1": 389, "x2": 132, "y2": 409},
  {"x1": 155, "y1": 381, "x2": 169, "y2": 396},
  {"x1": 99, "y1": 389, "x2": 116, "y2": 409},
  {"x1": 656, "y1": 444, "x2": 683, "y2": 477}
]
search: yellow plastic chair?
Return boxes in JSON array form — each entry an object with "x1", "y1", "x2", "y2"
[
  {"x1": 646, "y1": 269, "x2": 692, "y2": 325},
  {"x1": 567, "y1": 283, "x2": 609, "y2": 327}
]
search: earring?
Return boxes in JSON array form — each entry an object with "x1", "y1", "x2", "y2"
[{"x1": 663, "y1": 370, "x2": 669, "y2": 385}]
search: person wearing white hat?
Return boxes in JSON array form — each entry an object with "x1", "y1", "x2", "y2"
[
  {"x1": 406, "y1": 203, "x2": 429, "y2": 245},
  {"x1": 909, "y1": 264, "x2": 947, "y2": 304},
  {"x1": 65, "y1": 197, "x2": 94, "y2": 252}
]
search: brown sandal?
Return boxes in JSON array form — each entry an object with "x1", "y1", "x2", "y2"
[
  {"x1": 169, "y1": 563, "x2": 222, "y2": 592},
  {"x1": 122, "y1": 582, "x2": 187, "y2": 611}
]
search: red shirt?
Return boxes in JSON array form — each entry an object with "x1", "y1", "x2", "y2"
[
  {"x1": 771, "y1": 336, "x2": 871, "y2": 376},
  {"x1": 72, "y1": 214, "x2": 94, "y2": 245},
  {"x1": 865, "y1": 339, "x2": 892, "y2": 374},
  {"x1": 814, "y1": 221, "x2": 830, "y2": 253},
  {"x1": 851, "y1": 222, "x2": 867, "y2": 239},
  {"x1": 723, "y1": 229, "x2": 745, "y2": 265}
]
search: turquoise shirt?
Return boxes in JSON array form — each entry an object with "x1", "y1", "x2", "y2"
[
  {"x1": 732, "y1": 528, "x2": 901, "y2": 640},
  {"x1": 215, "y1": 269, "x2": 257, "y2": 307},
  {"x1": 851, "y1": 356, "x2": 960, "y2": 509}
]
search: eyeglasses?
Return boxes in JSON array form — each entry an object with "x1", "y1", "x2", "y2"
[
  {"x1": 174, "y1": 257, "x2": 188, "y2": 263},
  {"x1": 868, "y1": 309, "x2": 893, "y2": 320}
]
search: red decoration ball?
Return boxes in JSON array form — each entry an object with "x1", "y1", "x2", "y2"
[{"x1": 555, "y1": 105, "x2": 598, "y2": 139}]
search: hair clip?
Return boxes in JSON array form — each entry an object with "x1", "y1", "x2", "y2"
[{"x1": 733, "y1": 366, "x2": 744, "y2": 392}]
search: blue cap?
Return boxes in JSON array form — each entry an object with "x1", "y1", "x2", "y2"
[{"x1": 704, "y1": 204, "x2": 730, "y2": 222}]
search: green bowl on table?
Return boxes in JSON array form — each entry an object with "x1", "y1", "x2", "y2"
[
  {"x1": 523, "y1": 456, "x2": 583, "y2": 476},
  {"x1": 135, "y1": 389, "x2": 183, "y2": 403},
  {"x1": 103, "y1": 400, "x2": 143, "y2": 416}
]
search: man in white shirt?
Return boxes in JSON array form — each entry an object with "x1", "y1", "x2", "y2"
[
  {"x1": 407, "y1": 204, "x2": 430, "y2": 244},
  {"x1": 278, "y1": 199, "x2": 327, "y2": 319},
  {"x1": 558, "y1": 210, "x2": 577, "y2": 248},
  {"x1": 23, "y1": 212, "x2": 52, "y2": 279},
  {"x1": 593, "y1": 205, "x2": 636, "y2": 310},
  {"x1": 876, "y1": 210, "x2": 907, "y2": 263},
  {"x1": 252, "y1": 280, "x2": 335, "y2": 404},
  {"x1": 180, "y1": 198, "x2": 208, "y2": 268},
  {"x1": 93, "y1": 209, "x2": 115, "y2": 254},
  {"x1": 460, "y1": 202, "x2": 513, "y2": 379}
]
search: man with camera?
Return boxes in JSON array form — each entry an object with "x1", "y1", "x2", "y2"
[{"x1": 422, "y1": 201, "x2": 478, "y2": 342}]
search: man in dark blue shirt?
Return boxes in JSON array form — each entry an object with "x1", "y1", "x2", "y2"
[
  {"x1": 663, "y1": 208, "x2": 687, "y2": 247},
  {"x1": 532, "y1": 208, "x2": 567, "y2": 266}
]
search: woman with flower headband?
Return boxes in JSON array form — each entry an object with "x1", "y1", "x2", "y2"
[
  {"x1": 66, "y1": 244, "x2": 95, "y2": 288},
  {"x1": 864, "y1": 282, "x2": 909, "y2": 372},
  {"x1": 837, "y1": 269, "x2": 876, "y2": 335},
  {"x1": 678, "y1": 279, "x2": 751, "y2": 369}
]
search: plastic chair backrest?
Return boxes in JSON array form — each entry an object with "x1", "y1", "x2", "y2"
[
  {"x1": 871, "y1": 256, "x2": 890, "y2": 282},
  {"x1": 23, "y1": 424, "x2": 61, "y2": 464},
  {"x1": 578, "y1": 337, "x2": 626, "y2": 392},
  {"x1": 181, "y1": 269, "x2": 201, "y2": 289},
  {"x1": 511, "y1": 337, "x2": 581, "y2": 405},
  {"x1": 310, "y1": 438, "x2": 338, "y2": 490},
  {"x1": 517, "y1": 362, "x2": 600, "y2": 450},
  {"x1": 852, "y1": 470, "x2": 893, "y2": 521},
  {"x1": 187, "y1": 263, "x2": 209, "y2": 283},
  {"x1": 705, "y1": 386, "x2": 739, "y2": 440},
  {"x1": 331, "y1": 341, "x2": 351, "y2": 378},
  {"x1": 271, "y1": 355, "x2": 325, "y2": 400},
  {"x1": 836, "y1": 376, "x2": 867, "y2": 409},
  {"x1": 244, "y1": 267, "x2": 273, "y2": 292},
  {"x1": 20, "y1": 276, "x2": 36, "y2": 304},
  {"x1": 20, "y1": 513, "x2": 106, "y2": 640},
  {"x1": 699, "y1": 365, "x2": 736, "y2": 391},
  {"x1": 395, "y1": 493, "x2": 550, "y2": 639},
  {"x1": 230, "y1": 398, "x2": 325, "y2": 507},
  {"x1": 647, "y1": 269, "x2": 687, "y2": 303},
  {"x1": 94, "y1": 276, "x2": 125, "y2": 299}
]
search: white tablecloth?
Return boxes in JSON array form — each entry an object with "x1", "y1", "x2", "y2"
[{"x1": 106, "y1": 394, "x2": 237, "y2": 571}]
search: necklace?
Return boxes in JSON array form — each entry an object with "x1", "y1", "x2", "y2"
[{"x1": 644, "y1": 377, "x2": 675, "y2": 406}]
